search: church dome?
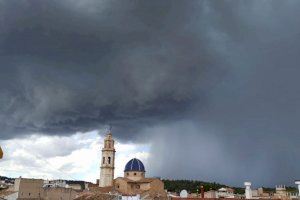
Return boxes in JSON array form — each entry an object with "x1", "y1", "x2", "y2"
[{"x1": 124, "y1": 158, "x2": 145, "y2": 172}]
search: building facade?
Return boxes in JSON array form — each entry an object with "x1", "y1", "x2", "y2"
[
  {"x1": 114, "y1": 158, "x2": 166, "y2": 198},
  {"x1": 8, "y1": 178, "x2": 44, "y2": 199},
  {"x1": 99, "y1": 131, "x2": 115, "y2": 187},
  {"x1": 2, "y1": 178, "x2": 79, "y2": 200},
  {"x1": 42, "y1": 187, "x2": 77, "y2": 200}
]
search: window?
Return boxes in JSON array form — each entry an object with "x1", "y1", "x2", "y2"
[
  {"x1": 103, "y1": 157, "x2": 105, "y2": 164},
  {"x1": 134, "y1": 173, "x2": 136, "y2": 176},
  {"x1": 29, "y1": 193, "x2": 31, "y2": 196},
  {"x1": 108, "y1": 157, "x2": 111, "y2": 164},
  {"x1": 136, "y1": 185, "x2": 140, "y2": 189},
  {"x1": 127, "y1": 173, "x2": 129, "y2": 176}
]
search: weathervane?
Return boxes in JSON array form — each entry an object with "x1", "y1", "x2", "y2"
[{"x1": 107, "y1": 124, "x2": 112, "y2": 134}]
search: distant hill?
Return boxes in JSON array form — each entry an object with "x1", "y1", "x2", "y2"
[
  {"x1": 65, "y1": 180, "x2": 86, "y2": 190},
  {"x1": 0, "y1": 176, "x2": 15, "y2": 182},
  {"x1": 162, "y1": 179, "x2": 297, "y2": 194},
  {"x1": 162, "y1": 179, "x2": 244, "y2": 194},
  {"x1": 0, "y1": 176, "x2": 14, "y2": 180}
]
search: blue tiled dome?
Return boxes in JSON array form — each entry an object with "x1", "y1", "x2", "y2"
[{"x1": 124, "y1": 158, "x2": 145, "y2": 172}]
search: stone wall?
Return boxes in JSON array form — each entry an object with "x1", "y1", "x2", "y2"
[
  {"x1": 42, "y1": 187, "x2": 77, "y2": 200},
  {"x1": 14, "y1": 178, "x2": 43, "y2": 199}
]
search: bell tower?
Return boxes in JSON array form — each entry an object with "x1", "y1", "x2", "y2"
[{"x1": 99, "y1": 131, "x2": 115, "y2": 187}]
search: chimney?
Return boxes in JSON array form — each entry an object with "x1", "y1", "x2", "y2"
[
  {"x1": 200, "y1": 185, "x2": 204, "y2": 198},
  {"x1": 244, "y1": 182, "x2": 252, "y2": 199},
  {"x1": 295, "y1": 181, "x2": 300, "y2": 196}
]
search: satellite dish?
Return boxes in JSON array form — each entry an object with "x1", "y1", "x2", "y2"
[{"x1": 180, "y1": 190, "x2": 188, "y2": 198}]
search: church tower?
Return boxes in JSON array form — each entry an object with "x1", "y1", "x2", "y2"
[{"x1": 99, "y1": 131, "x2": 115, "y2": 187}]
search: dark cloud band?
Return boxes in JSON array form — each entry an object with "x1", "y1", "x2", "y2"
[{"x1": 0, "y1": 0, "x2": 300, "y2": 186}]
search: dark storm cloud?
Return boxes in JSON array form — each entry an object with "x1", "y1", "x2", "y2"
[
  {"x1": 1, "y1": 0, "x2": 300, "y2": 186},
  {"x1": 0, "y1": 0, "x2": 224, "y2": 139},
  {"x1": 148, "y1": 1, "x2": 300, "y2": 186}
]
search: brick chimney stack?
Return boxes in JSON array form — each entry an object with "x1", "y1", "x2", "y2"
[{"x1": 200, "y1": 185, "x2": 204, "y2": 198}]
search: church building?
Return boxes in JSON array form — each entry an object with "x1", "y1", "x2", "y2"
[
  {"x1": 99, "y1": 131, "x2": 166, "y2": 198},
  {"x1": 99, "y1": 131, "x2": 115, "y2": 187}
]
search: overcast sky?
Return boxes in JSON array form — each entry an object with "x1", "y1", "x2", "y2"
[{"x1": 1, "y1": 0, "x2": 300, "y2": 187}]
